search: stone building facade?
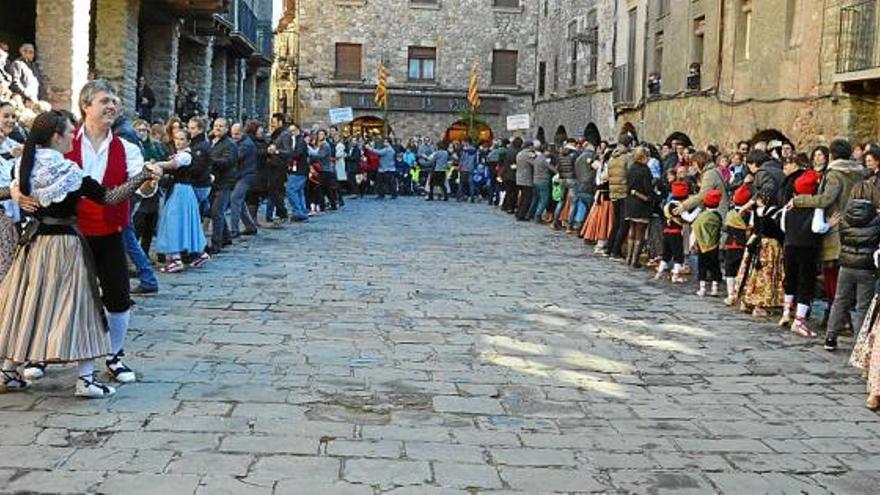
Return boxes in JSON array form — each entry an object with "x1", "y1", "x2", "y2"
[
  {"x1": 610, "y1": 0, "x2": 880, "y2": 150},
  {"x1": 533, "y1": 0, "x2": 616, "y2": 145},
  {"x1": 288, "y1": 0, "x2": 537, "y2": 141},
  {"x1": 1, "y1": 0, "x2": 274, "y2": 122}
]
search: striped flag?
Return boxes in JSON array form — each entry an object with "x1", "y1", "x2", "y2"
[
  {"x1": 467, "y1": 62, "x2": 481, "y2": 110},
  {"x1": 374, "y1": 59, "x2": 388, "y2": 109}
]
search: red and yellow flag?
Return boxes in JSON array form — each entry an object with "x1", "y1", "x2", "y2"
[
  {"x1": 374, "y1": 60, "x2": 388, "y2": 109},
  {"x1": 467, "y1": 62, "x2": 481, "y2": 110}
]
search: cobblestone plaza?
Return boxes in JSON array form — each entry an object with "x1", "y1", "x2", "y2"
[{"x1": 1, "y1": 199, "x2": 878, "y2": 493}]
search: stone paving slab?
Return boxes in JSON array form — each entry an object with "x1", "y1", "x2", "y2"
[{"x1": 1, "y1": 198, "x2": 879, "y2": 493}]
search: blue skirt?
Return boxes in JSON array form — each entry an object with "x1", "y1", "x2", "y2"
[{"x1": 156, "y1": 183, "x2": 206, "y2": 255}]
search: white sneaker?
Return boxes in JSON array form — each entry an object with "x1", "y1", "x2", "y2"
[
  {"x1": 696, "y1": 288, "x2": 707, "y2": 297},
  {"x1": 22, "y1": 363, "x2": 46, "y2": 381},
  {"x1": 106, "y1": 352, "x2": 136, "y2": 383},
  {"x1": 710, "y1": 284, "x2": 720, "y2": 297},
  {"x1": 76, "y1": 375, "x2": 116, "y2": 398},
  {"x1": 1, "y1": 369, "x2": 31, "y2": 392}
]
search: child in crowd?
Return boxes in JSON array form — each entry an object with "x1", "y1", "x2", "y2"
[
  {"x1": 779, "y1": 170, "x2": 832, "y2": 337},
  {"x1": 155, "y1": 129, "x2": 209, "y2": 273},
  {"x1": 723, "y1": 184, "x2": 753, "y2": 305},
  {"x1": 656, "y1": 174, "x2": 690, "y2": 283},
  {"x1": 692, "y1": 189, "x2": 724, "y2": 297}
]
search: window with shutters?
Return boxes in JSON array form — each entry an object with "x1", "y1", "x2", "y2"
[
  {"x1": 409, "y1": 0, "x2": 439, "y2": 6},
  {"x1": 408, "y1": 46, "x2": 436, "y2": 81},
  {"x1": 553, "y1": 55, "x2": 559, "y2": 92},
  {"x1": 491, "y1": 50, "x2": 518, "y2": 86},
  {"x1": 493, "y1": 0, "x2": 519, "y2": 7},
  {"x1": 334, "y1": 43, "x2": 362, "y2": 80},
  {"x1": 586, "y1": 10, "x2": 598, "y2": 83}
]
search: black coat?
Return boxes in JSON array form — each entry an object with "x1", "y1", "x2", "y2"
[
  {"x1": 839, "y1": 199, "x2": 880, "y2": 270},
  {"x1": 624, "y1": 163, "x2": 655, "y2": 220},
  {"x1": 209, "y1": 135, "x2": 238, "y2": 190},
  {"x1": 502, "y1": 145, "x2": 520, "y2": 182},
  {"x1": 186, "y1": 134, "x2": 213, "y2": 188}
]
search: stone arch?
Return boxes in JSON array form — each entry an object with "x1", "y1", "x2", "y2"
[
  {"x1": 664, "y1": 131, "x2": 693, "y2": 147},
  {"x1": 584, "y1": 123, "x2": 601, "y2": 146},
  {"x1": 620, "y1": 122, "x2": 638, "y2": 143},
  {"x1": 554, "y1": 125, "x2": 568, "y2": 144},
  {"x1": 751, "y1": 129, "x2": 791, "y2": 146},
  {"x1": 444, "y1": 120, "x2": 493, "y2": 144},
  {"x1": 346, "y1": 116, "x2": 391, "y2": 138}
]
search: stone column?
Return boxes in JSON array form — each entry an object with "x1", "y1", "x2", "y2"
[
  {"x1": 210, "y1": 49, "x2": 227, "y2": 117},
  {"x1": 256, "y1": 76, "x2": 270, "y2": 120},
  {"x1": 226, "y1": 54, "x2": 240, "y2": 120},
  {"x1": 141, "y1": 19, "x2": 180, "y2": 120},
  {"x1": 178, "y1": 36, "x2": 214, "y2": 115},
  {"x1": 243, "y1": 73, "x2": 257, "y2": 119},
  {"x1": 94, "y1": 0, "x2": 141, "y2": 115},
  {"x1": 36, "y1": 0, "x2": 91, "y2": 114}
]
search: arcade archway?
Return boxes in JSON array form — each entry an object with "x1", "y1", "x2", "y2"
[
  {"x1": 554, "y1": 125, "x2": 568, "y2": 145},
  {"x1": 536, "y1": 126, "x2": 546, "y2": 144},
  {"x1": 584, "y1": 123, "x2": 601, "y2": 146},
  {"x1": 751, "y1": 129, "x2": 790, "y2": 146},
  {"x1": 664, "y1": 131, "x2": 693, "y2": 147},
  {"x1": 444, "y1": 120, "x2": 493, "y2": 144},
  {"x1": 345, "y1": 116, "x2": 391, "y2": 138}
]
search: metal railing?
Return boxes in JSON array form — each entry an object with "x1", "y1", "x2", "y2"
[
  {"x1": 837, "y1": 0, "x2": 879, "y2": 73},
  {"x1": 222, "y1": 0, "x2": 258, "y2": 47},
  {"x1": 257, "y1": 21, "x2": 273, "y2": 59},
  {"x1": 612, "y1": 64, "x2": 635, "y2": 104}
]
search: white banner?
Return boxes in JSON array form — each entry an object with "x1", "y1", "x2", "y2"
[
  {"x1": 329, "y1": 107, "x2": 354, "y2": 124},
  {"x1": 506, "y1": 114, "x2": 531, "y2": 131}
]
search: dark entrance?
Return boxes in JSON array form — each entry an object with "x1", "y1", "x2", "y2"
[
  {"x1": 0, "y1": 0, "x2": 36, "y2": 56},
  {"x1": 584, "y1": 123, "x2": 601, "y2": 146}
]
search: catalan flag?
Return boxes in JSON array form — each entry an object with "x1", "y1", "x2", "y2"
[
  {"x1": 467, "y1": 62, "x2": 481, "y2": 110},
  {"x1": 374, "y1": 59, "x2": 388, "y2": 109}
]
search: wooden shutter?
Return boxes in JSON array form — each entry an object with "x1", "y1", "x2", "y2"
[
  {"x1": 335, "y1": 43, "x2": 362, "y2": 80},
  {"x1": 492, "y1": 50, "x2": 518, "y2": 86}
]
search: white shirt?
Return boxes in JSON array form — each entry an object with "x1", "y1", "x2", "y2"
[{"x1": 78, "y1": 127, "x2": 144, "y2": 183}]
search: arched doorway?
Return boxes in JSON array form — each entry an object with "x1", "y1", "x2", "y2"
[
  {"x1": 346, "y1": 116, "x2": 391, "y2": 138},
  {"x1": 444, "y1": 120, "x2": 493, "y2": 144},
  {"x1": 751, "y1": 129, "x2": 790, "y2": 146},
  {"x1": 554, "y1": 125, "x2": 568, "y2": 145},
  {"x1": 620, "y1": 122, "x2": 638, "y2": 143},
  {"x1": 584, "y1": 123, "x2": 601, "y2": 146},
  {"x1": 536, "y1": 126, "x2": 546, "y2": 144},
  {"x1": 664, "y1": 131, "x2": 693, "y2": 147}
]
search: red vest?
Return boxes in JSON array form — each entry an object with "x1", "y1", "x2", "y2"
[{"x1": 66, "y1": 131, "x2": 131, "y2": 236}]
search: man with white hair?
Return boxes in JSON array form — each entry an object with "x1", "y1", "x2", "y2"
[{"x1": 7, "y1": 43, "x2": 42, "y2": 103}]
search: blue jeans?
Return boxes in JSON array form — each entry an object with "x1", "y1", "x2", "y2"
[
  {"x1": 230, "y1": 175, "x2": 257, "y2": 235},
  {"x1": 285, "y1": 174, "x2": 309, "y2": 221},
  {"x1": 210, "y1": 188, "x2": 231, "y2": 248},
  {"x1": 530, "y1": 181, "x2": 551, "y2": 222},
  {"x1": 570, "y1": 192, "x2": 593, "y2": 226},
  {"x1": 122, "y1": 224, "x2": 158, "y2": 290},
  {"x1": 193, "y1": 186, "x2": 211, "y2": 217}
]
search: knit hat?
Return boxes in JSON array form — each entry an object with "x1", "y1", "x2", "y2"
[
  {"x1": 704, "y1": 189, "x2": 723, "y2": 208},
  {"x1": 733, "y1": 184, "x2": 752, "y2": 206},
  {"x1": 671, "y1": 181, "x2": 690, "y2": 200},
  {"x1": 794, "y1": 169, "x2": 820, "y2": 195}
]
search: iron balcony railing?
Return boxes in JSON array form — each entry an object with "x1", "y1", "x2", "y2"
[
  {"x1": 257, "y1": 21, "x2": 273, "y2": 59},
  {"x1": 837, "y1": 0, "x2": 879, "y2": 74},
  {"x1": 222, "y1": 0, "x2": 258, "y2": 47}
]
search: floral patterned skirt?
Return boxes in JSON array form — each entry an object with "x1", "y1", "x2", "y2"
[
  {"x1": 851, "y1": 296, "x2": 880, "y2": 399},
  {"x1": 736, "y1": 237, "x2": 785, "y2": 309},
  {"x1": 0, "y1": 215, "x2": 17, "y2": 282}
]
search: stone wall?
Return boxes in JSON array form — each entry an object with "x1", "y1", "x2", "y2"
[
  {"x1": 210, "y1": 48, "x2": 227, "y2": 116},
  {"x1": 141, "y1": 19, "x2": 180, "y2": 120},
  {"x1": 296, "y1": 0, "x2": 538, "y2": 137},
  {"x1": 533, "y1": 0, "x2": 616, "y2": 142},
  {"x1": 225, "y1": 54, "x2": 240, "y2": 119}
]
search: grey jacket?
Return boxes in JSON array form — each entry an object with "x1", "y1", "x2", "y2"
[{"x1": 515, "y1": 149, "x2": 535, "y2": 187}]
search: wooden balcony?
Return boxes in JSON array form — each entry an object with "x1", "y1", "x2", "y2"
[{"x1": 146, "y1": 0, "x2": 228, "y2": 17}]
